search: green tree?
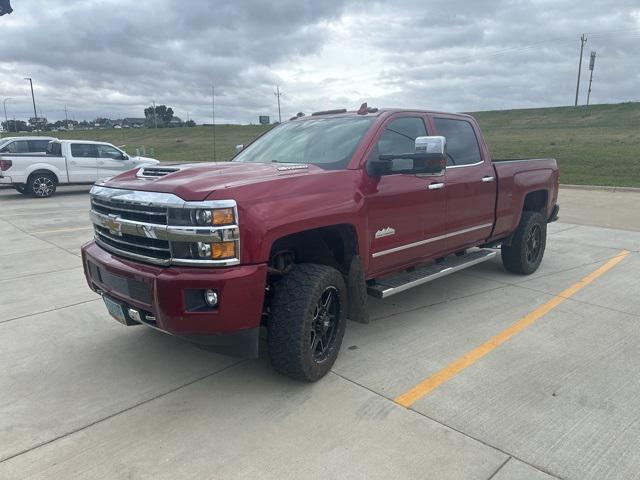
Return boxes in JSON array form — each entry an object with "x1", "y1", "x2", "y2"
[
  {"x1": 2, "y1": 120, "x2": 29, "y2": 132},
  {"x1": 144, "y1": 105, "x2": 174, "y2": 127}
]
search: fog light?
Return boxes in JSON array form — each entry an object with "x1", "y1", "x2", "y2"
[
  {"x1": 127, "y1": 308, "x2": 141, "y2": 322},
  {"x1": 204, "y1": 289, "x2": 218, "y2": 307}
]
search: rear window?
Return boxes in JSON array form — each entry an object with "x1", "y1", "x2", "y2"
[
  {"x1": 433, "y1": 118, "x2": 482, "y2": 166},
  {"x1": 29, "y1": 140, "x2": 51, "y2": 152},
  {"x1": 71, "y1": 143, "x2": 97, "y2": 157}
]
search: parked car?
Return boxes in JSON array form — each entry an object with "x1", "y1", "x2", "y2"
[
  {"x1": 81, "y1": 106, "x2": 559, "y2": 381},
  {"x1": 0, "y1": 136, "x2": 57, "y2": 154},
  {"x1": 0, "y1": 139, "x2": 159, "y2": 197}
]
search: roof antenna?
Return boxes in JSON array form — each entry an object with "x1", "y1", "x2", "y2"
[{"x1": 357, "y1": 102, "x2": 368, "y2": 115}]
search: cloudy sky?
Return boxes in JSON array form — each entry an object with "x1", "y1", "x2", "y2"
[{"x1": 1, "y1": 0, "x2": 639, "y2": 124}]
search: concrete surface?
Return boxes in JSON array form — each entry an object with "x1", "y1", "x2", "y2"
[
  {"x1": 558, "y1": 186, "x2": 640, "y2": 232},
  {"x1": 1, "y1": 185, "x2": 640, "y2": 479}
]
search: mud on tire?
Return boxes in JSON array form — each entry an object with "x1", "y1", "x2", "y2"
[{"x1": 268, "y1": 263, "x2": 348, "y2": 382}]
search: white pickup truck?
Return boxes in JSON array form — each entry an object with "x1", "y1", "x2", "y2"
[{"x1": 0, "y1": 139, "x2": 159, "y2": 197}]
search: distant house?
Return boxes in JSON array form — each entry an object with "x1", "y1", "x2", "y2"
[
  {"x1": 168, "y1": 116, "x2": 183, "y2": 127},
  {"x1": 122, "y1": 118, "x2": 146, "y2": 128}
]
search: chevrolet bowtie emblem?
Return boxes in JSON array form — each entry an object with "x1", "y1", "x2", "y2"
[{"x1": 104, "y1": 214, "x2": 123, "y2": 236}]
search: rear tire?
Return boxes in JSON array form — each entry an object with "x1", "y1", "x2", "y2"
[
  {"x1": 26, "y1": 173, "x2": 57, "y2": 198},
  {"x1": 268, "y1": 263, "x2": 347, "y2": 382},
  {"x1": 501, "y1": 211, "x2": 547, "y2": 274}
]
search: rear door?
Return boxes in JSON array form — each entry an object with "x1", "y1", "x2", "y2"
[
  {"x1": 68, "y1": 143, "x2": 99, "y2": 182},
  {"x1": 97, "y1": 144, "x2": 136, "y2": 179},
  {"x1": 432, "y1": 116, "x2": 496, "y2": 252},
  {"x1": 365, "y1": 115, "x2": 446, "y2": 276}
]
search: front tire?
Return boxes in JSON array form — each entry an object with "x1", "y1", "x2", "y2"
[
  {"x1": 26, "y1": 173, "x2": 57, "y2": 198},
  {"x1": 501, "y1": 211, "x2": 547, "y2": 274},
  {"x1": 268, "y1": 263, "x2": 347, "y2": 382}
]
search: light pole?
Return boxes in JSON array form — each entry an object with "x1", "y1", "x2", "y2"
[
  {"x1": 24, "y1": 77, "x2": 38, "y2": 131},
  {"x1": 2, "y1": 97, "x2": 11, "y2": 135}
]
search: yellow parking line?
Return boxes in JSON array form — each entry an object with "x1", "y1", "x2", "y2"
[
  {"x1": 394, "y1": 249, "x2": 630, "y2": 408},
  {"x1": 31, "y1": 226, "x2": 93, "y2": 234}
]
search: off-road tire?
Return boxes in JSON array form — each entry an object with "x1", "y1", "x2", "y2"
[
  {"x1": 501, "y1": 211, "x2": 547, "y2": 274},
  {"x1": 268, "y1": 263, "x2": 348, "y2": 381},
  {"x1": 26, "y1": 173, "x2": 57, "y2": 198}
]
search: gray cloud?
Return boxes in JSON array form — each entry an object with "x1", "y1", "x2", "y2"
[{"x1": 0, "y1": 0, "x2": 638, "y2": 124}]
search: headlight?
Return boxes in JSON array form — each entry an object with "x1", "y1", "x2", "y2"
[{"x1": 191, "y1": 208, "x2": 235, "y2": 226}]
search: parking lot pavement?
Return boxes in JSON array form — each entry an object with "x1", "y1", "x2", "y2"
[{"x1": 1, "y1": 185, "x2": 639, "y2": 479}]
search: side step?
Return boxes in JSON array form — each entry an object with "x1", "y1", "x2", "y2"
[{"x1": 367, "y1": 249, "x2": 497, "y2": 299}]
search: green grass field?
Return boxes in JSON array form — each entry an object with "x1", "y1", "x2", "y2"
[
  {"x1": 471, "y1": 102, "x2": 640, "y2": 187},
  {"x1": 5, "y1": 102, "x2": 639, "y2": 186}
]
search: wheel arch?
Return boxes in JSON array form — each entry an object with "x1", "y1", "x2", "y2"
[
  {"x1": 27, "y1": 168, "x2": 60, "y2": 183},
  {"x1": 267, "y1": 223, "x2": 359, "y2": 275}
]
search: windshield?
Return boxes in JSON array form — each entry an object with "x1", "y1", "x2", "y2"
[{"x1": 233, "y1": 116, "x2": 374, "y2": 170}]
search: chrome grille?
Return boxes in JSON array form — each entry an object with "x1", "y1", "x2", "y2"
[
  {"x1": 89, "y1": 185, "x2": 240, "y2": 267},
  {"x1": 95, "y1": 226, "x2": 171, "y2": 259},
  {"x1": 91, "y1": 197, "x2": 167, "y2": 225}
]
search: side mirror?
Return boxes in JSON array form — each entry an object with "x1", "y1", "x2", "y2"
[
  {"x1": 234, "y1": 144, "x2": 244, "y2": 154},
  {"x1": 369, "y1": 136, "x2": 446, "y2": 176},
  {"x1": 120, "y1": 153, "x2": 129, "y2": 160}
]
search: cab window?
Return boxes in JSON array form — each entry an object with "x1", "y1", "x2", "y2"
[
  {"x1": 71, "y1": 143, "x2": 98, "y2": 157},
  {"x1": 371, "y1": 117, "x2": 427, "y2": 172},
  {"x1": 29, "y1": 140, "x2": 51, "y2": 152},
  {"x1": 433, "y1": 118, "x2": 482, "y2": 166},
  {"x1": 97, "y1": 145, "x2": 124, "y2": 159}
]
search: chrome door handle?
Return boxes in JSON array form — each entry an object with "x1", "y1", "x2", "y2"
[
  {"x1": 482, "y1": 176, "x2": 495, "y2": 183},
  {"x1": 428, "y1": 182, "x2": 445, "y2": 190}
]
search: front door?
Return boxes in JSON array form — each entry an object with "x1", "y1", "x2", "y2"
[
  {"x1": 97, "y1": 144, "x2": 136, "y2": 179},
  {"x1": 68, "y1": 143, "x2": 99, "y2": 182},
  {"x1": 365, "y1": 115, "x2": 446, "y2": 276},
  {"x1": 432, "y1": 116, "x2": 496, "y2": 252}
]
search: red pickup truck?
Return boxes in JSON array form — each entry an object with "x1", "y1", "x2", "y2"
[{"x1": 81, "y1": 106, "x2": 559, "y2": 381}]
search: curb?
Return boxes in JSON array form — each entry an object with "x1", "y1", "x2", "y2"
[{"x1": 560, "y1": 184, "x2": 640, "y2": 193}]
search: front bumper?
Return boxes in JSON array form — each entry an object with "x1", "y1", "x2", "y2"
[{"x1": 81, "y1": 241, "x2": 268, "y2": 357}]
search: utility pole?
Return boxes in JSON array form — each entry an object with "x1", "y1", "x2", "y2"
[
  {"x1": 2, "y1": 98, "x2": 11, "y2": 134},
  {"x1": 274, "y1": 86, "x2": 282, "y2": 123},
  {"x1": 64, "y1": 105, "x2": 69, "y2": 129},
  {"x1": 212, "y1": 84, "x2": 217, "y2": 161},
  {"x1": 586, "y1": 51, "x2": 597, "y2": 106},
  {"x1": 24, "y1": 77, "x2": 39, "y2": 131},
  {"x1": 574, "y1": 34, "x2": 587, "y2": 107},
  {"x1": 152, "y1": 100, "x2": 158, "y2": 128}
]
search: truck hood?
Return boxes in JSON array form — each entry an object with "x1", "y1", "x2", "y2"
[{"x1": 100, "y1": 161, "x2": 321, "y2": 201}]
